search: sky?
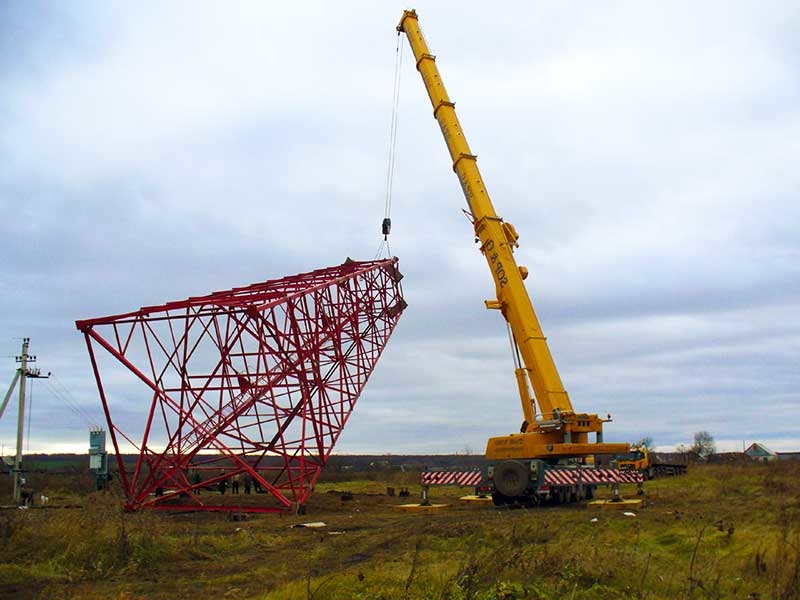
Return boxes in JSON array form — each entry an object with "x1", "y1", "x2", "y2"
[{"x1": 1, "y1": 1, "x2": 798, "y2": 456}]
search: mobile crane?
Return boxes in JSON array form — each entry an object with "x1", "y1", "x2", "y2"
[{"x1": 397, "y1": 10, "x2": 632, "y2": 505}]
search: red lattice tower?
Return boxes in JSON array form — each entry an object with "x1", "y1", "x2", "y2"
[{"x1": 76, "y1": 258, "x2": 406, "y2": 513}]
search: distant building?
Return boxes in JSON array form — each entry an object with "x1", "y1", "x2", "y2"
[
  {"x1": 705, "y1": 452, "x2": 747, "y2": 464},
  {"x1": 776, "y1": 451, "x2": 800, "y2": 461},
  {"x1": 744, "y1": 443, "x2": 776, "y2": 462}
]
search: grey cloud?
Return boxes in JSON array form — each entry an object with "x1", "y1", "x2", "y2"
[{"x1": 1, "y1": 1, "x2": 798, "y2": 455}]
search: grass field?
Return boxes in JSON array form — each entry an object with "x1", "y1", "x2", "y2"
[{"x1": 0, "y1": 461, "x2": 798, "y2": 599}]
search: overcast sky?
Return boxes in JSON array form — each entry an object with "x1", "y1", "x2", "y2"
[{"x1": 1, "y1": 1, "x2": 798, "y2": 456}]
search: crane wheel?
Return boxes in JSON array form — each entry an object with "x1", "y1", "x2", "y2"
[
  {"x1": 492, "y1": 492, "x2": 510, "y2": 507},
  {"x1": 493, "y1": 460, "x2": 529, "y2": 498}
]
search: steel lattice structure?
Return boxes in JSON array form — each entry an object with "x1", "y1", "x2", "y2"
[{"x1": 76, "y1": 258, "x2": 405, "y2": 513}]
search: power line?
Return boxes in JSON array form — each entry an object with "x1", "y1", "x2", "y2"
[{"x1": 45, "y1": 376, "x2": 101, "y2": 429}]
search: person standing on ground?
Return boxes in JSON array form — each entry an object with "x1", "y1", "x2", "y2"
[{"x1": 191, "y1": 469, "x2": 202, "y2": 495}]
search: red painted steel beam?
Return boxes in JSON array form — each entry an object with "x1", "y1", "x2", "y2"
[{"x1": 77, "y1": 258, "x2": 405, "y2": 513}]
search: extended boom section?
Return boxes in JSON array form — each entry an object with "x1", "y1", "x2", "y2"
[
  {"x1": 76, "y1": 258, "x2": 406, "y2": 513},
  {"x1": 397, "y1": 10, "x2": 627, "y2": 464}
]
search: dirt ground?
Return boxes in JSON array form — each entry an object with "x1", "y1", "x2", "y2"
[{"x1": 0, "y1": 462, "x2": 798, "y2": 599}]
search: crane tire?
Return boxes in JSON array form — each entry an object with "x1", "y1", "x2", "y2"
[
  {"x1": 493, "y1": 460, "x2": 529, "y2": 498},
  {"x1": 492, "y1": 492, "x2": 510, "y2": 507}
]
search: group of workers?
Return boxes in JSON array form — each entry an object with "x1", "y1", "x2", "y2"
[{"x1": 189, "y1": 470, "x2": 261, "y2": 495}]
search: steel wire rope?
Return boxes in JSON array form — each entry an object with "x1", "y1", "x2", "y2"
[
  {"x1": 506, "y1": 323, "x2": 522, "y2": 370},
  {"x1": 385, "y1": 32, "x2": 403, "y2": 226},
  {"x1": 375, "y1": 32, "x2": 404, "y2": 260}
]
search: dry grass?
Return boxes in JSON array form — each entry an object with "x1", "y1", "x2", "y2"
[{"x1": 0, "y1": 462, "x2": 798, "y2": 599}]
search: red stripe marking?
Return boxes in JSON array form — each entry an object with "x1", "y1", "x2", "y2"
[{"x1": 420, "y1": 470, "x2": 482, "y2": 486}]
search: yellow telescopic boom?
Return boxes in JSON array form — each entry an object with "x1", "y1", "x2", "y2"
[{"x1": 397, "y1": 10, "x2": 628, "y2": 460}]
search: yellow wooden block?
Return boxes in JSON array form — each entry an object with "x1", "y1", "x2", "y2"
[
  {"x1": 587, "y1": 499, "x2": 644, "y2": 511},
  {"x1": 459, "y1": 495, "x2": 493, "y2": 504}
]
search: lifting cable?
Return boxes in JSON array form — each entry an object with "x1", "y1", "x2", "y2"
[
  {"x1": 506, "y1": 323, "x2": 523, "y2": 370},
  {"x1": 375, "y1": 31, "x2": 404, "y2": 260}
]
